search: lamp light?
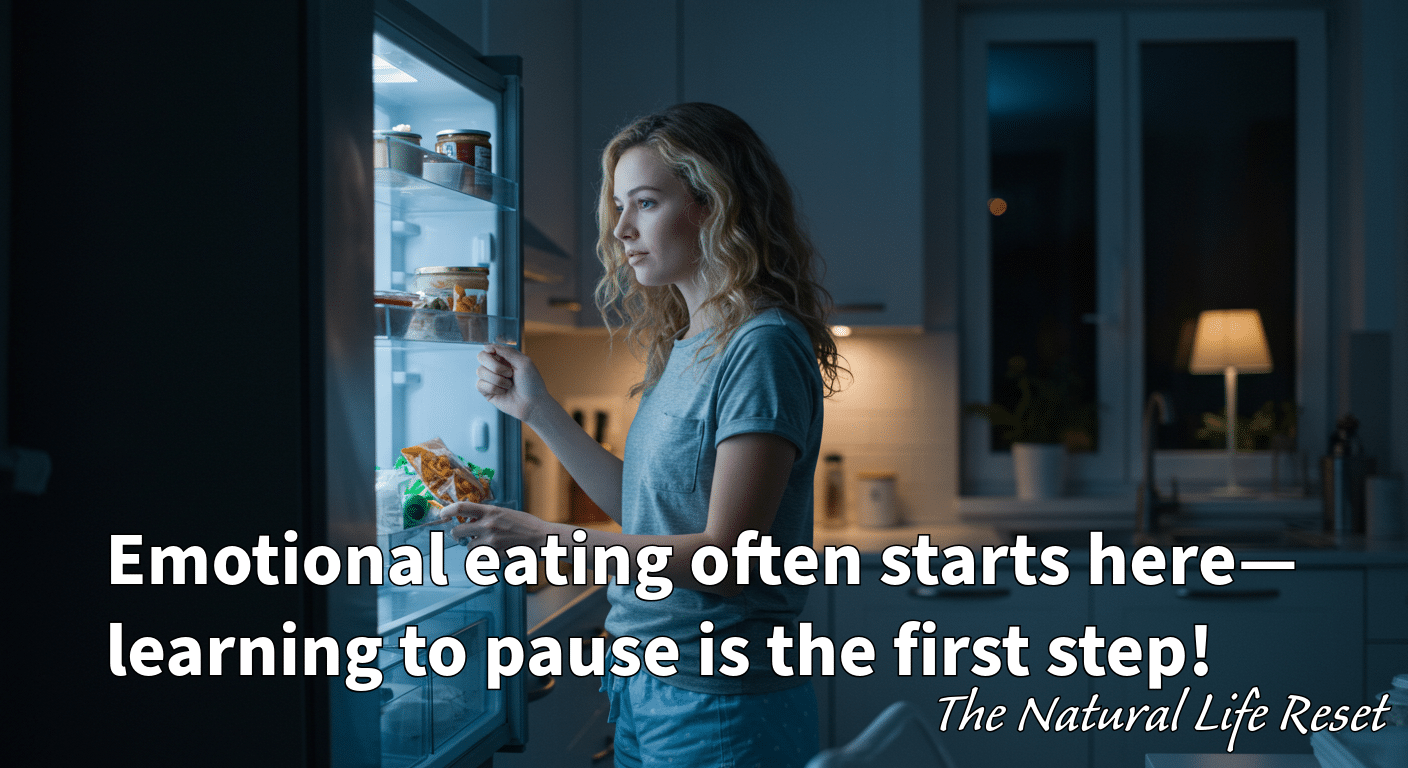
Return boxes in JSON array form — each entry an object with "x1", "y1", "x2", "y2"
[{"x1": 1189, "y1": 309, "x2": 1273, "y2": 497}]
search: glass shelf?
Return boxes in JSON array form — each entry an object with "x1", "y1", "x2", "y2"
[
  {"x1": 375, "y1": 304, "x2": 519, "y2": 347},
  {"x1": 375, "y1": 137, "x2": 518, "y2": 212}
]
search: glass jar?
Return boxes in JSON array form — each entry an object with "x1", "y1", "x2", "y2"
[
  {"x1": 410, "y1": 267, "x2": 490, "y2": 342},
  {"x1": 434, "y1": 129, "x2": 492, "y2": 198},
  {"x1": 410, "y1": 266, "x2": 489, "y2": 310},
  {"x1": 373, "y1": 129, "x2": 424, "y2": 175}
]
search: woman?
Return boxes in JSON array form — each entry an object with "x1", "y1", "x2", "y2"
[{"x1": 445, "y1": 102, "x2": 845, "y2": 768}]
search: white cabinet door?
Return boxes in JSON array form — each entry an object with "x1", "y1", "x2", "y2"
[
  {"x1": 832, "y1": 567, "x2": 1090, "y2": 768},
  {"x1": 680, "y1": 0, "x2": 923, "y2": 327},
  {"x1": 1365, "y1": 566, "x2": 1408, "y2": 701},
  {"x1": 1089, "y1": 567, "x2": 1364, "y2": 766}
]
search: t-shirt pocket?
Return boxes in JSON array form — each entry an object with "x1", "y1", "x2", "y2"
[{"x1": 642, "y1": 412, "x2": 703, "y2": 493}]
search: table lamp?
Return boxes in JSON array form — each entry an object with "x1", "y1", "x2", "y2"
[{"x1": 1189, "y1": 309, "x2": 1273, "y2": 497}]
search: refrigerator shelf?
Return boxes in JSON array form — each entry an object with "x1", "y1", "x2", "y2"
[
  {"x1": 375, "y1": 137, "x2": 518, "y2": 212},
  {"x1": 376, "y1": 585, "x2": 480, "y2": 638},
  {"x1": 375, "y1": 304, "x2": 520, "y2": 347}
]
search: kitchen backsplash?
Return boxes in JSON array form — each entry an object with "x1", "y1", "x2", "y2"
[{"x1": 524, "y1": 328, "x2": 960, "y2": 524}]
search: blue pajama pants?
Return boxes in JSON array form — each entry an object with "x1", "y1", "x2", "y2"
[{"x1": 600, "y1": 668, "x2": 819, "y2": 768}]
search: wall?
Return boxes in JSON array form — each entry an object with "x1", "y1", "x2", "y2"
[
  {"x1": 434, "y1": 0, "x2": 1405, "y2": 513},
  {"x1": 525, "y1": 328, "x2": 962, "y2": 524}
]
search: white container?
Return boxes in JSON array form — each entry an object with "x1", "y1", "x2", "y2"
[
  {"x1": 422, "y1": 161, "x2": 464, "y2": 190},
  {"x1": 1366, "y1": 474, "x2": 1404, "y2": 540},
  {"x1": 855, "y1": 471, "x2": 898, "y2": 528},
  {"x1": 1012, "y1": 442, "x2": 1066, "y2": 500}
]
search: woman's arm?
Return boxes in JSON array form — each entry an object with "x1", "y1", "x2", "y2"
[
  {"x1": 444, "y1": 431, "x2": 797, "y2": 596},
  {"x1": 476, "y1": 344, "x2": 624, "y2": 520}
]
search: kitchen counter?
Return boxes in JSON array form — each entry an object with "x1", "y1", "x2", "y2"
[
  {"x1": 523, "y1": 518, "x2": 1405, "y2": 639},
  {"x1": 812, "y1": 521, "x2": 1408, "y2": 566},
  {"x1": 525, "y1": 581, "x2": 605, "y2": 637}
]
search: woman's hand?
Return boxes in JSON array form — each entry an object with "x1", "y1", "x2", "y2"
[
  {"x1": 441, "y1": 501, "x2": 551, "y2": 551},
  {"x1": 476, "y1": 344, "x2": 551, "y2": 426}
]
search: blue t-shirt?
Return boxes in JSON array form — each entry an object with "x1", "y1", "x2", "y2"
[{"x1": 605, "y1": 308, "x2": 824, "y2": 694}]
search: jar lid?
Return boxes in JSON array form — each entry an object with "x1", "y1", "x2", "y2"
[
  {"x1": 436, "y1": 129, "x2": 490, "y2": 137},
  {"x1": 415, "y1": 266, "x2": 489, "y2": 275},
  {"x1": 374, "y1": 129, "x2": 421, "y2": 140}
]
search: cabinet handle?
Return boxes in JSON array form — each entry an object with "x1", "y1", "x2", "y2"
[
  {"x1": 1175, "y1": 588, "x2": 1280, "y2": 601},
  {"x1": 908, "y1": 585, "x2": 1011, "y2": 600},
  {"x1": 526, "y1": 676, "x2": 556, "y2": 703},
  {"x1": 592, "y1": 735, "x2": 615, "y2": 763}
]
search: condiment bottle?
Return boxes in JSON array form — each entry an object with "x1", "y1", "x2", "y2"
[{"x1": 821, "y1": 454, "x2": 845, "y2": 528}]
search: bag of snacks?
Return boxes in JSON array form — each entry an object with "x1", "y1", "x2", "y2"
[{"x1": 397, "y1": 437, "x2": 495, "y2": 526}]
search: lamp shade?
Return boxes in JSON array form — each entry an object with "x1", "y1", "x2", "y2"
[{"x1": 1188, "y1": 309, "x2": 1273, "y2": 374}]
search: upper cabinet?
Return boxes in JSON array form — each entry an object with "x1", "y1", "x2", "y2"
[{"x1": 577, "y1": 0, "x2": 925, "y2": 328}]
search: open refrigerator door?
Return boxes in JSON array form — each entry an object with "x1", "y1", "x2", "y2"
[{"x1": 370, "y1": 2, "x2": 525, "y2": 766}]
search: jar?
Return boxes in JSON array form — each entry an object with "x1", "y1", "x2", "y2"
[
  {"x1": 410, "y1": 267, "x2": 490, "y2": 341},
  {"x1": 373, "y1": 129, "x2": 424, "y2": 176},
  {"x1": 373, "y1": 289, "x2": 419, "y2": 338},
  {"x1": 411, "y1": 266, "x2": 489, "y2": 309},
  {"x1": 855, "y1": 471, "x2": 898, "y2": 528},
  {"x1": 434, "y1": 129, "x2": 492, "y2": 198}
]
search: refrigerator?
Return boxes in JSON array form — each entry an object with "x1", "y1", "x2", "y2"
[
  {"x1": 368, "y1": 2, "x2": 527, "y2": 766},
  {"x1": 6, "y1": 1, "x2": 525, "y2": 765}
]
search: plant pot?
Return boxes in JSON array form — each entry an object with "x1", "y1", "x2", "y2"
[{"x1": 1012, "y1": 442, "x2": 1066, "y2": 500}]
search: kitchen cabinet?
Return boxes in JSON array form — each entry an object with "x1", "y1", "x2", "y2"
[
  {"x1": 830, "y1": 565, "x2": 1090, "y2": 768},
  {"x1": 1088, "y1": 567, "x2": 1364, "y2": 766},
  {"x1": 576, "y1": 0, "x2": 924, "y2": 328},
  {"x1": 1365, "y1": 566, "x2": 1408, "y2": 702},
  {"x1": 495, "y1": 587, "x2": 615, "y2": 768},
  {"x1": 475, "y1": 0, "x2": 584, "y2": 329}
]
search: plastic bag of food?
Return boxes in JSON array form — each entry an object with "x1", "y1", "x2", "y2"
[
  {"x1": 374, "y1": 468, "x2": 411, "y2": 534},
  {"x1": 398, "y1": 438, "x2": 495, "y2": 524}
]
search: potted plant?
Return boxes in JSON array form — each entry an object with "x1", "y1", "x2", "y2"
[{"x1": 966, "y1": 355, "x2": 1096, "y2": 499}]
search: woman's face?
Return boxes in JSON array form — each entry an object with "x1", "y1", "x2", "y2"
[{"x1": 611, "y1": 146, "x2": 706, "y2": 291}]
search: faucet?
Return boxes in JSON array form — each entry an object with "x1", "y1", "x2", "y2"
[{"x1": 1138, "y1": 392, "x2": 1177, "y2": 534}]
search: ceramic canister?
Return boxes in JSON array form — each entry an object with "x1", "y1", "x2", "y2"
[{"x1": 855, "y1": 471, "x2": 898, "y2": 528}]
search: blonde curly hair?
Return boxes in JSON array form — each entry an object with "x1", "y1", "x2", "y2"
[{"x1": 594, "y1": 103, "x2": 847, "y2": 397}]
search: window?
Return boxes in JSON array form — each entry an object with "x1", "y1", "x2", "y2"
[{"x1": 961, "y1": 10, "x2": 1327, "y2": 496}]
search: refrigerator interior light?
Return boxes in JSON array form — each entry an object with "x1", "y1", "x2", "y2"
[{"x1": 372, "y1": 53, "x2": 417, "y2": 83}]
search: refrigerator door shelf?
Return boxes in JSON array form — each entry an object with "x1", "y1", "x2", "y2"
[
  {"x1": 375, "y1": 305, "x2": 520, "y2": 348},
  {"x1": 377, "y1": 508, "x2": 523, "y2": 552},
  {"x1": 375, "y1": 138, "x2": 519, "y2": 212},
  {"x1": 376, "y1": 585, "x2": 481, "y2": 638},
  {"x1": 376, "y1": 598, "x2": 504, "y2": 768}
]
